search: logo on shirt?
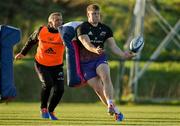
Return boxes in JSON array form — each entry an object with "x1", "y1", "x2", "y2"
[
  {"x1": 44, "y1": 48, "x2": 56, "y2": 54},
  {"x1": 88, "y1": 31, "x2": 93, "y2": 36},
  {"x1": 100, "y1": 31, "x2": 106, "y2": 37},
  {"x1": 48, "y1": 37, "x2": 54, "y2": 41}
]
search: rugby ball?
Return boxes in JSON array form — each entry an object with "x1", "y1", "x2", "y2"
[{"x1": 129, "y1": 36, "x2": 144, "y2": 53}]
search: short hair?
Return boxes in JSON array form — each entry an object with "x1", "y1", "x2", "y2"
[
  {"x1": 48, "y1": 12, "x2": 62, "y2": 22},
  {"x1": 86, "y1": 4, "x2": 100, "y2": 12}
]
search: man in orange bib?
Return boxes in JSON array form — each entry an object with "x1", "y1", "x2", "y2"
[{"x1": 15, "y1": 12, "x2": 64, "y2": 120}]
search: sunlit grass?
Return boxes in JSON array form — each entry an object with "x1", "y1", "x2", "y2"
[{"x1": 0, "y1": 102, "x2": 180, "y2": 126}]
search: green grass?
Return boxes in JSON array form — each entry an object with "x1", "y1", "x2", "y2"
[{"x1": 0, "y1": 102, "x2": 180, "y2": 126}]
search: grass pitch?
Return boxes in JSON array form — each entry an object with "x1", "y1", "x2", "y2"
[{"x1": 0, "y1": 102, "x2": 180, "y2": 126}]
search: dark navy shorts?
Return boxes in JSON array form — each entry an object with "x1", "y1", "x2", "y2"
[{"x1": 80, "y1": 55, "x2": 108, "y2": 81}]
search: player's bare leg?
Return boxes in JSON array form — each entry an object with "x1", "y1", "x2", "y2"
[
  {"x1": 88, "y1": 77, "x2": 107, "y2": 106},
  {"x1": 96, "y1": 63, "x2": 124, "y2": 121},
  {"x1": 96, "y1": 64, "x2": 115, "y2": 114}
]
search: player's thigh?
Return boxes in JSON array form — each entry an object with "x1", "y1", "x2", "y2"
[
  {"x1": 88, "y1": 77, "x2": 103, "y2": 91},
  {"x1": 96, "y1": 63, "x2": 111, "y2": 79},
  {"x1": 34, "y1": 63, "x2": 53, "y2": 86}
]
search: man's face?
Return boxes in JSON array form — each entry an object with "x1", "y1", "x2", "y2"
[
  {"x1": 51, "y1": 15, "x2": 63, "y2": 29},
  {"x1": 87, "y1": 10, "x2": 100, "y2": 24}
]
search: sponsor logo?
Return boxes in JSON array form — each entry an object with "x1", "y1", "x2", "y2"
[
  {"x1": 57, "y1": 72, "x2": 64, "y2": 80},
  {"x1": 58, "y1": 72, "x2": 63, "y2": 76},
  {"x1": 100, "y1": 31, "x2": 106, "y2": 37},
  {"x1": 44, "y1": 48, "x2": 56, "y2": 54},
  {"x1": 57, "y1": 77, "x2": 64, "y2": 80},
  {"x1": 90, "y1": 40, "x2": 103, "y2": 43},
  {"x1": 41, "y1": 40, "x2": 63, "y2": 45}
]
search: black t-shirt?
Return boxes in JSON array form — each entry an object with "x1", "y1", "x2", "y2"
[{"x1": 76, "y1": 21, "x2": 113, "y2": 62}]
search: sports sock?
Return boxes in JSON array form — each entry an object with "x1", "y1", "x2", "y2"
[
  {"x1": 113, "y1": 106, "x2": 120, "y2": 114},
  {"x1": 107, "y1": 99, "x2": 113, "y2": 107},
  {"x1": 107, "y1": 99, "x2": 120, "y2": 114}
]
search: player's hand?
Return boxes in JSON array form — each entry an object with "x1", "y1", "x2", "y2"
[
  {"x1": 95, "y1": 46, "x2": 104, "y2": 55},
  {"x1": 122, "y1": 51, "x2": 135, "y2": 59},
  {"x1": 15, "y1": 53, "x2": 25, "y2": 60}
]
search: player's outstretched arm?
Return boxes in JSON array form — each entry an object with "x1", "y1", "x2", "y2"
[{"x1": 106, "y1": 37, "x2": 133, "y2": 59}]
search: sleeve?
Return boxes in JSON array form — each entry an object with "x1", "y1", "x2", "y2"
[
  {"x1": 104, "y1": 26, "x2": 113, "y2": 40},
  {"x1": 76, "y1": 23, "x2": 88, "y2": 37},
  {"x1": 20, "y1": 27, "x2": 42, "y2": 55}
]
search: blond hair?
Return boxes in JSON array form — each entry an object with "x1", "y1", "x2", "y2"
[
  {"x1": 86, "y1": 4, "x2": 100, "y2": 12},
  {"x1": 48, "y1": 12, "x2": 62, "y2": 23}
]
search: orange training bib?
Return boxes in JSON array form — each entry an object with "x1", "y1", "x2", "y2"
[{"x1": 35, "y1": 26, "x2": 65, "y2": 66}]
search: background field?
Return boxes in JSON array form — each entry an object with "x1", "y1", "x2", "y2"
[
  {"x1": 1, "y1": 0, "x2": 179, "y2": 125},
  {"x1": 13, "y1": 59, "x2": 180, "y2": 102},
  {"x1": 0, "y1": 102, "x2": 180, "y2": 126}
]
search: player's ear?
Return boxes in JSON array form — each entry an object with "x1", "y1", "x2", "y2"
[{"x1": 48, "y1": 21, "x2": 53, "y2": 27}]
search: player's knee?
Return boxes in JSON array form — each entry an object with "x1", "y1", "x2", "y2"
[{"x1": 100, "y1": 73, "x2": 110, "y2": 82}]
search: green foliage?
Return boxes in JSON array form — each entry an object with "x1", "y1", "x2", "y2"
[
  {"x1": 137, "y1": 62, "x2": 180, "y2": 99},
  {"x1": 14, "y1": 59, "x2": 41, "y2": 101},
  {"x1": 143, "y1": 0, "x2": 180, "y2": 61},
  {"x1": 1, "y1": 0, "x2": 179, "y2": 60}
]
